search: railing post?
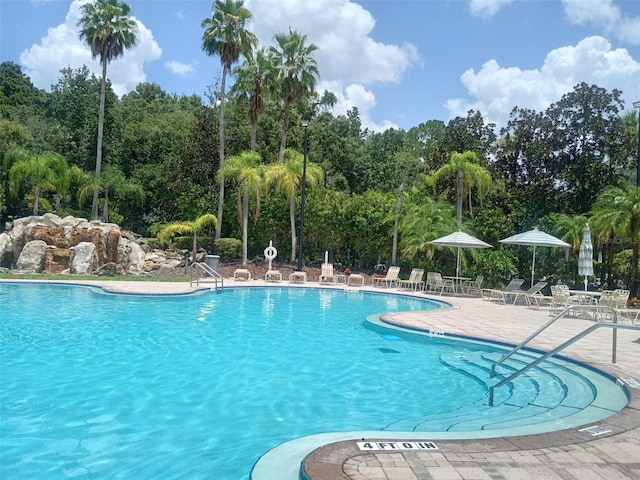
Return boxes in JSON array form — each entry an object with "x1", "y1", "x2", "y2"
[{"x1": 612, "y1": 310, "x2": 618, "y2": 364}]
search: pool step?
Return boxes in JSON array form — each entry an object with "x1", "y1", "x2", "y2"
[{"x1": 385, "y1": 350, "x2": 606, "y2": 432}]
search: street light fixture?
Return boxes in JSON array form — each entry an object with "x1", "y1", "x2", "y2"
[
  {"x1": 297, "y1": 120, "x2": 310, "y2": 272},
  {"x1": 634, "y1": 101, "x2": 640, "y2": 186}
]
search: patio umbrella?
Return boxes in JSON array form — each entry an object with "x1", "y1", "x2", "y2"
[
  {"x1": 499, "y1": 228, "x2": 570, "y2": 287},
  {"x1": 429, "y1": 231, "x2": 492, "y2": 277},
  {"x1": 578, "y1": 223, "x2": 594, "y2": 291}
]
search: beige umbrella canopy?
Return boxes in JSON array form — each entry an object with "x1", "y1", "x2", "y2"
[
  {"x1": 500, "y1": 228, "x2": 570, "y2": 286},
  {"x1": 429, "y1": 231, "x2": 492, "y2": 277}
]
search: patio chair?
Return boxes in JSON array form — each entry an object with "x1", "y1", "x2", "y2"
[
  {"x1": 319, "y1": 263, "x2": 336, "y2": 284},
  {"x1": 548, "y1": 284, "x2": 592, "y2": 314},
  {"x1": 481, "y1": 278, "x2": 525, "y2": 303},
  {"x1": 372, "y1": 266, "x2": 401, "y2": 288},
  {"x1": 461, "y1": 275, "x2": 483, "y2": 296},
  {"x1": 608, "y1": 289, "x2": 639, "y2": 323},
  {"x1": 397, "y1": 268, "x2": 425, "y2": 291},
  {"x1": 424, "y1": 272, "x2": 455, "y2": 295}
]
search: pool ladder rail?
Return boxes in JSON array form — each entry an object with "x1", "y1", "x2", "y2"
[
  {"x1": 489, "y1": 304, "x2": 640, "y2": 406},
  {"x1": 190, "y1": 262, "x2": 224, "y2": 292}
]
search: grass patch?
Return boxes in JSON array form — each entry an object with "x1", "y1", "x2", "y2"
[{"x1": 0, "y1": 273, "x2": 191, "y2": 282}]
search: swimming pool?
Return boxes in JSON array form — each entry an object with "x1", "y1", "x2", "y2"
[{"x1": 0, "y1": 283, "x2": 628, "y2": 479}]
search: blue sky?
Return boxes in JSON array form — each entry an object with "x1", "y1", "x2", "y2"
[{"x1": 1, "y1": 0, "x2": 639, "y2": 132}]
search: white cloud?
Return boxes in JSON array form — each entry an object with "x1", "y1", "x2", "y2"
[
  {"x1": 321, "y1": 81, "x2": 399, "y2": 132},
  {"x1": 19, "y1": 0, "x2": 161, "y2": 96},
  {"x1": 562, "y1": 0, "x2": 640, "y2": 45},
  {"x1": 165, "y1": 60, "x2": 194, "y2": 76},
  {"x1": 247, "y1": 0, "x2": 420, "y2": 132},
  {"x1": 469, "y1": 0, "x2": 514, "y2": 18},
  {"x1": 446, "y1": 36, "x2": 640, "y2": 130}
]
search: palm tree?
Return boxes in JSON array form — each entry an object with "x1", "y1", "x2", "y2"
[
  {"x1": 217, "y1": 151, "x2": 263, "y2": 265},
  {"x1": 201, "y1": 0, "x2": 257, "y2": 239},
  {"x1": 231, "y1": 47, "x2": 271, "y2": 151},
  {"x1": 264, "y1": 148, "x2": 323, "y2": 262},
  {"x1": 78, "y1": 165, "x2": 144, "y2": 222},
  {"x1": 398, "y1": 198, "x2": 457, "y2": 261},
  {"x1": 268, "y1": 29, "x2": 319, "y2": 162},
  {"x1": 48, "y1": 156, "x2": 84, "y2": 215},
  {"x1": 591, "y1": 184, "x2": 640, "y2": 295},
  {"x1": 157, "y1": 213, "x2": 219, "y2": 260},
  {"x1": 78, "y1": 0, "x2": 138, "y2": 220},
  {"x1": 555, "y1": 214, "x2": 588, "y2": 254},
  {"x1": 427, "y1": 151, "x2": 491, "y2": 225},
  {"x1": 7, "y1": 148, "x2": 64, "y2": 216}
]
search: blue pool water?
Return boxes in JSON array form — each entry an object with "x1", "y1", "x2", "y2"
[{"x1": 0, "y1": 283, "x2": 627, "y2": 480}]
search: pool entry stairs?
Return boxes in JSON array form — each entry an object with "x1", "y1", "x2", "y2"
[{"x1": 384, "y1": 350, "x2": 626, "y2": 433}]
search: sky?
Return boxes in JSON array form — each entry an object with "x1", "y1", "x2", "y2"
[{"x1": 1, "y1": 0, "x2": 639, "y2": 133}]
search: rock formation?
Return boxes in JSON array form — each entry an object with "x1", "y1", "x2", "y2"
[{"x1": 0, "y1": 214, "x2": 188, "y2": 276}]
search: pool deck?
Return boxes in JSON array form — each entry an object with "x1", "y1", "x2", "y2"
[{"x1": 3, "y1": 278, "x2": 639, "y2": 480}]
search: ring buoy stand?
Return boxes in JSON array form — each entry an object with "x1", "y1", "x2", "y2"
[{"x1": 264, "y1": 240, "x2": 277, "y2": 271}]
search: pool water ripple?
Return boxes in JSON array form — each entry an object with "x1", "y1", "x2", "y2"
[{"x1": 0, "y1": 283, "x2": 627, "y2": 480}]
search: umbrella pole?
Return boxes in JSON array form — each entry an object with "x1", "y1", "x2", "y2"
[
  {"x1": 456, "y1": 247, "x2": 461, "y2": 277},
  {"x1": 531, "y1": 246, "x2": 536, "y2": 287}
]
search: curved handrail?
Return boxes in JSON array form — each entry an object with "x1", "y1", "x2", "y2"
[
  {"x1": 490, "y1": 305, "x2": 618, "y2": 378},
  {"x1": 488, "y1": 321, "x2": 640, "y2": 405},
  {"x1": 190, "y1": 262, "x2": 224, "y2": 291}
]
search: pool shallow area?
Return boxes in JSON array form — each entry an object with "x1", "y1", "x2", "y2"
[{"x1": 0, "y1": 282, "x2": 629, "y2": 480}]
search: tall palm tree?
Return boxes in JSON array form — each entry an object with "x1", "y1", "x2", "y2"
[
  {"x1": 591, "y1": 184, "x2": 640, "y2": 295},
  {"x1": 217, "y1": 151, "x2": 263, "y2": 265},
  {"x1": 201, "y1": 0, "x2": 257, "y2": 239},
  {"x1": 264, "y1": 149, "x2": 323, "y2": 262},
  {"x1": 428, "y1": 151, "x2": 491, "y2": 225},
  {"x1": 231, "y1": 48, "x2": 271, "y2": 151},
  {"x1": 78, "y1": 0, "x2": 138, "y2": 220},
  {"x1": 7, "y1": 148, "x2": 64, "y2": 216},
  {"x1": 268, "y1": 29, "x2": 319, "y2": 162}
]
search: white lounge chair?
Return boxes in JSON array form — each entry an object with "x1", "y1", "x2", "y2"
[
  {"x1": 481, "y1": 278, "x2": 525, "y2": 303},
  {"x1": 372, "y1": 266, "x2": 401, "y2": 288},
  {"x1": 397, "y1": 268, "x2": 425, "y2": 291},
  {"x1": 508, "y1": 281, "x2": 548, "y2": 305},
  {"x1": 320, "y1": 264, "x2": 336, "y2": 284}
]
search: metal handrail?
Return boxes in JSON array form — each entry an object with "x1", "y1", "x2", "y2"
[
  {"x1": 190, "y1": 262, "x2": 224, "y2": 291},
  {"x1": 488, "y1": 304, "x2": 640, "y2": 406},
  {"x1": 491, "y1": 305, "x2": 617, "y2": 378}
]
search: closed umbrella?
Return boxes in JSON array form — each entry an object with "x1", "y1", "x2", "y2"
[
  {"x1": 499, "y1": 228, "x2": 570, "y2": 287},
  {"x1": 578, "y1": 223, "x2": 594, "y2": 291},
  {"x1": 429, "y1": 231, "x2": 492, "y2": 277}
]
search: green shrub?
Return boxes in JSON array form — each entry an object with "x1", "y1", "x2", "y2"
[
  {"x1": 214, "y1": 238, "x2": 242, "y2": 259},
  {"x1": 145, "y1": 237, "x2": 160, "y2": 250},
  {"x1": 169, "y1": 235, "x2": 215, "y2": 252}
]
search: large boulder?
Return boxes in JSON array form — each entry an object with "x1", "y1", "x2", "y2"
[
  {"x1": 118, "y1": 236, "x2": 146, "y2": 275},
  {"x1": 16, "y1": 240, "x2": 48, "y2": 273},
  {"x1": 70, "y1": 242, "x2": 96, "y2": 274},
  {"x1": 0, "y1": 232, "x2": 12, "y2": 267}
]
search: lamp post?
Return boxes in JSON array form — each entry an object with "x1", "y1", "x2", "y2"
[
  {"x1": 634, "y1": 101, "x2": 640, "y2": 186},
  {"x1": 297, "y1": 120, "x2": 309, "y2": 272}
]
